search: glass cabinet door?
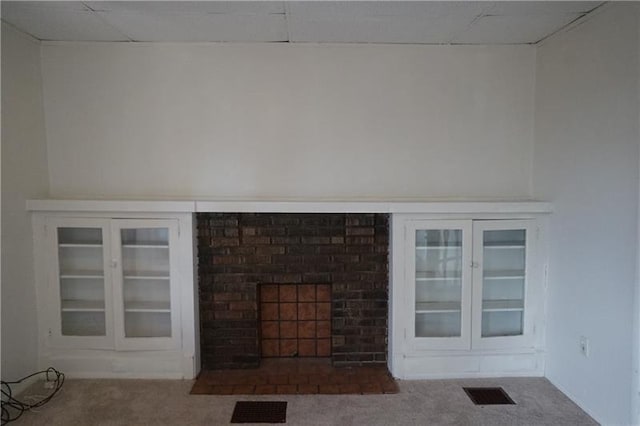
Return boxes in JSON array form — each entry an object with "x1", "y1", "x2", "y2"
[
  {"x1": 472, "y1": 220, "x2": 532, "y2": 348},
  {"x1": 121, "y1": 227, "x2": 171, "y2": 338},
  {"x1": 415, "y1": 229, "x2": 463, "y2": 337},
  {"x1": 58, "y1": 227, "x2": 106, "y2": 336},
  {"x1": 51, "y1": 219, "x2": 113, "y2": 348},
  {"x1": 408, "y1": 220, "x2": 472, "y2": 350},
  {"x1": 112, "y1": 220, "x2": 179, "y2": 350}
]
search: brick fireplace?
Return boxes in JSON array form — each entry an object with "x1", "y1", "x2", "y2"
[{"x1": 197, "y1": 213, "x2": 389, "y2": 370}]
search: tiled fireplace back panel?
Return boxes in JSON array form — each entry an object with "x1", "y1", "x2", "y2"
[
  {"x1": 260, "y1": 284, "x2": 332, "y2": 358},
  {"x1": 197, "y1": 213, "x2": 389, "y2": 370}
]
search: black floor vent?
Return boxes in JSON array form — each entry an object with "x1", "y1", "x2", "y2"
[
  {"x1": 231, "y1": 401, "x2": 287, "y2": 423},
  {"x1": 463, "y1": 387, "x2": 516, "y2": 405}
]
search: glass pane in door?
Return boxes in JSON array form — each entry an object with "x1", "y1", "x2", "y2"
[
  {"x1": 481, "y1": 229, "x2": 526, "y2": 337},
  {"x1": 120, "y1": 228, "x2": 171, "y2": 338},
  {"x1": 57, "y1": 227, "x2": 106, "y2": 336},
  {"x1": 415, "y1": 229, "x2": 463, "y2": 337}
]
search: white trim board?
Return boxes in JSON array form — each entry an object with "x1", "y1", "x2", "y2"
[
  {"x1": 26, "y1": 199, "x2": 195, "y2": 213},
  {"x1": 27, "y1": 199, "x2": 552, "y2": 214}
]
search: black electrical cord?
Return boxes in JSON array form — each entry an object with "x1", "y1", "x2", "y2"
[{"x1": 1, "y1": 367, "x2": 65, "y2": 424}]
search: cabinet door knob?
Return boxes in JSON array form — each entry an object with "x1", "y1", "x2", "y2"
[
  {"x1": 471, "y1": 261, "x2": 479, "y2": 268},
  {"x1": 110, "y1": 259, "x2": 118, "y2": 268}
]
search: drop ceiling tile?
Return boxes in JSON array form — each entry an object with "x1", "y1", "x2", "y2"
[
  {"x1": 2, "y1": 1, "x2": 91, "y2": 12},
  {"x1": 87, "y1": 1, "x2": 285, "y2": 15},
  {"x1": 288, "y1": 15, "x2": 477, "y2": 44},
  {"x1": 1, "y1": 2, "x2": 129, "y2": 41},
  {"x1": 97, "y1": 10, "x2": 288, "y2": 42},
  {"x1": 287, "y1": 1, "x2": 488, "y2": 44},
  {"x1": 287, "y1": 1, "x2": 489, "y2": 18},
  {"x1": 453, "y1": 13, "x2": 582, "y2": 44}
]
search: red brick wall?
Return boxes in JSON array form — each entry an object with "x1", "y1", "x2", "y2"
[{"x1": 197, "y1": 213, "x2": 389, "y2": 369}]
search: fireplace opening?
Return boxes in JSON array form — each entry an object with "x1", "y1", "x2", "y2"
[
  {"x1": 197, "y1": 213, "x2": 389, "y2": 370},
  {"x1": 259, "y1": 283, "x2": 332, "y2": 358}
]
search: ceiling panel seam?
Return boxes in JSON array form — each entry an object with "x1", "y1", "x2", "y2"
[
  {"x1": 283, "y1": 1, "x2": 292, "y2": 42},
  {"x1": 81, "y1": 1, "x2": 133, "y2": 42},
  {"x1": 448, "y1": 1, "x2": 497, "y2": 44},
  {"x1": 534, "y1": 1, "x2": 607, "y2": 45}
]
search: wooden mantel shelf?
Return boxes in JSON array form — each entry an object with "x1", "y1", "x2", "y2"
[{"x1": 27, "y1": 199, "x2": 552, "y2": 214}]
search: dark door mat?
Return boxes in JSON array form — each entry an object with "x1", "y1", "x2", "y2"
[
  {"x1": 231, "y1": 401, "x2": 287, "y2": 423},
  {"x1": 463, "y1": 387, "x2": 516, "y2": 405}
]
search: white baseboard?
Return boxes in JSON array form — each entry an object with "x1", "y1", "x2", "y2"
[{"x1": 399, "y1": 371, "x2": 544, "y2": 380}]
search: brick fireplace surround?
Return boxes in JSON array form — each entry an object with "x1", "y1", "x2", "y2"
[{"x1": 197, "y1": 213, "x2": 389, "y2": 370}]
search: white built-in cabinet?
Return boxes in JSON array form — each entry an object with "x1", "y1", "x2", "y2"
[
  {"x1": 31, "y1": 209, "x2": 198, "y2": 379},
  {"x1": 29, "y1": 200, "x2": 549, "y2": 380},
  {"x1": 50, "y1": 218, "x2": 180, "y2": 350},
  {"x1": 391, "y1": 213, "x2": 548, "y2": 379}
]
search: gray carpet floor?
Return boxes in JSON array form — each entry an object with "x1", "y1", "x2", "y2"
[{"x1": 11, "y1": 377, "x2": 597, "y2": 425}]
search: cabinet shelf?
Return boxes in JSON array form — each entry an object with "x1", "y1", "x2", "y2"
[
  {"x1": 59, "y1": 243, "x2": 103, "y2": 248},
  {"x1": 60, "y1": 271, "x2": 104, "y2": 279},
  {"x1": 416, "y1": 245, "x2": 462, "y2": 250},
  {"x1": 482, "y1": 299, "x2": 524, "y2": 312},
  {"x1": 416, "y1": 301, "x2": 461, "y2": 313},
  {"x1": 124, "y1": 301, "x2": 170, "y2": 313},
  {"x1": 122, "y1": 244, "x2": 169, "y2": 249},
  {"x1": 416, "y1": 271, "x2": 462, "y2": 282},
  {"x1": 123, "y1": 271, "x2": 170, "y2": 280},
  {"x1": 483, "y1": 270, "x2": 525, "y2": 280},
  {"x1": 61, "y1": 300, "x2": 105, "y2": 312},
  {"x1": 483, "y1": 242, "x2": 525, "y2": 249}
]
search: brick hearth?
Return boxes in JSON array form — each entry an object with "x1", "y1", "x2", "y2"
[{"x1": 197, "y1": 213, "x2": 389, "y2": 369}]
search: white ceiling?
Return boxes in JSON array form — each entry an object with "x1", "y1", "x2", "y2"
[{"x1": 1, "y1": 1, "x2": 603, "y2": 44}]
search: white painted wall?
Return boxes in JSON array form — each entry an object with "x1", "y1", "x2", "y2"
[
  {"x1": 1, "y1": 24, "x2": 49, "y2": 380},
  {"x1": 533, "y1": 5, "x2": 640, "y2": 425},
  {"x1": 40, "y1": 42, "x2": 535, "y2": 200}
]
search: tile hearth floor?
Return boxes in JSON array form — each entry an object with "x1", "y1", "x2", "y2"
[{"x1": 190, "y1": 358, "x2": 399, "y2": 395}]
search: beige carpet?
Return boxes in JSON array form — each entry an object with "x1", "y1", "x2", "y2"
[{"x1": 12, "y1": 377, "x2": 597, "y2": 425}]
